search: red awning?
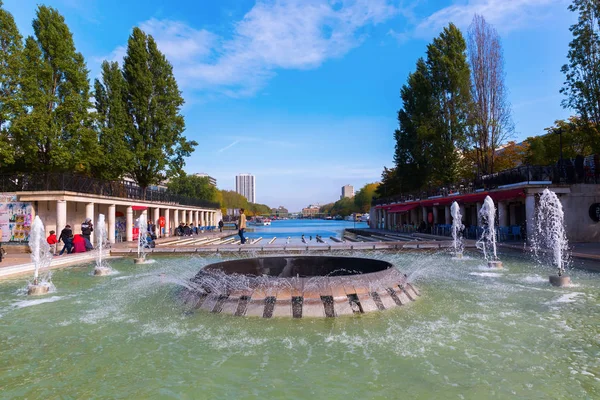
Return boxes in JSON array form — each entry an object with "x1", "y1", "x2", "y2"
[
  {"x1": 488, "y1": 188, "x2": 526, "y2": 202},
  {"x1": 388, "y1": 203, "x2": 420, "y2": 213},
  {"x1": 420, "y1": 196, "x2": 456, "y2": 207},
  {"x1": 131, "y1": 206, "x2": 148, "y2": 211}
]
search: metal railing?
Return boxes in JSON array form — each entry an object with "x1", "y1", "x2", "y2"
[
  {"x1": 0, "y1": 173, "x2": 221, "y2": 209},
  {"x1": 373, "y1": 164, "x2": 598, "y2": 206}
]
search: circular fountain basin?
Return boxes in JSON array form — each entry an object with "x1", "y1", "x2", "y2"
[
  {"x1": 182, "y1": 256, "x2": 419, "y2": 318},
  {"x1": 549, "y1": 275, "x2": 571, "y2": 287},
  {"x1": 27, "y1": 284, "x2": 50, "y2": 296},
  {"x1": 94, "y1": 267, "x2": 112, "y2": 276}
]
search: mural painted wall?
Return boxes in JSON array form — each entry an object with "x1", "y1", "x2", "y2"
[{"x1": 0, "y1": 195, "x2": 33, "y2": 242}]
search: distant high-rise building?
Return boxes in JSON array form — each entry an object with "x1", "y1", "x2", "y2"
[
  {"x1": 193, "y1": 173, "x2": 217, "y2": 187},
  {"x1": 235, "y1": 173, "x2": 256, "y2": 203},
  {"x1": 341, "y1": 184, "x2": 354, "y2": 200}
]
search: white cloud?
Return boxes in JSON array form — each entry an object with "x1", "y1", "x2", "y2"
[
  {"x1": 103, "y1": 0, "x2": 399, "y2": 97},
  {"x1": 414, "y1": 0, "x2": 567, "y2": 38}
]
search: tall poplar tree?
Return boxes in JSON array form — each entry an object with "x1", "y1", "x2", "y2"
[
  {"x1": 393, "y1": 58, "x2": 435, "y2": 191},
  {"x1": 94, "y1": 61, "x2": 132, "y2": 180},
  {"x1": 389, "y1": 23, "x2": 473, "y2": 195},
  {"x1": 426, "y1": 23, "x2": 473, "y2": 185},
  {"x1": 121, "y1": 27, "x2": 196, "y2": 189},
  {"x1": 0, "y1": 1, "x2": 22, "y2": 169},
  {"x1": 467, "y1": 14, "x2": 513, "y2": 176},
  {"x1": 561, "y1": 0, "x2": 600, "y2": 133},
  {"x1": 12, "y1": 5, "x2": 98, "y2": 173}
]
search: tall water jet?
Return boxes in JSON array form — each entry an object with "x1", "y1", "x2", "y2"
[
  {"x1": 450, "y1": 201, "x2": 464, "y2": 258},
  {"x1": 134, "y1": 213, "x2": 148, "y2": 264},
  {"x1": 93, "y1": 214, "x2": 111, "y2": 276},
  {"x1": 532, "y1": 188, "x2": 571, "y2": 287},
  {"x1": 27, "y1": 216, "x2": 54, "y2": 295},
  {"x1": 477, "y1": 196, "x2": 502, "y2": 268}
]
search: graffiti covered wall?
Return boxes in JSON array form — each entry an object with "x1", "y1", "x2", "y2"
[{"x1": 0, "y1": 195, "x2": 33, "y2": 242}]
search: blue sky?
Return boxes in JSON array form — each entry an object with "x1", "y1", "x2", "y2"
[{"x1": 4, "y1": 0, "x2": 575, "y2": 211}]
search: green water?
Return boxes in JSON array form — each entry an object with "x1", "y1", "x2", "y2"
[{"x1": 1, "y1": 251, "x2": 599, "y2": 399}]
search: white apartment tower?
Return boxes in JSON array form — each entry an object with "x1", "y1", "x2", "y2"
[{"x1": 235, "y1": 173, "x2": 256, "y2": 203}]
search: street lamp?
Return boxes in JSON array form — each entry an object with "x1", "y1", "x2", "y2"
[
  {"x1": 555, "y1": 127, "x2": 564, "y2": 166},
  {"x1": 554, "y1": 126, "x2": 566, "y2": 184}
]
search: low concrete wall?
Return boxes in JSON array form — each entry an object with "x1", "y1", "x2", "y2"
[{"x1": 562, "y1": 184, "x2": 600, "y2": 242}]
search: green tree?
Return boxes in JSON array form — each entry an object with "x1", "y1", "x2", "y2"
[
  {"x1": 330, "y1": 197, "x2": 358, "y2": 217},
  {"x1": 426, "y1": 23, "x2": 473, "y2": 185},
  {"x1": 393, "y1": 58, "x2": 435, "y2": 192},
  {"x1": 167, "y1": 173, "x2": 219, "y2": 203},
  {"x1": 121, "y1": 27, "x2": 196, "y2": 189},
  {"x1": 11, "y1": 5, "x2": 98, "y2": 173},
  {"x1": 93, "y1": 61, "x2": 133, "y2": 180},
  {"x1": 354, "y1": 182, "x2": 379, "y2": 213},
  {"x1": 561, "y1": 0, "x2": 600, "y2": 132},
  {"x1": 525, "y1": 117, "x2": 597, "y2": 165},
  {"x1": 0, "y1": 1, "x2": 22, "y2": 169},
  {"x1": 388, "y1": 23, "x2": 473, "y2": 195},
  {"x1": 220, "y1": 190, "x2": 249, "y2": 210}
]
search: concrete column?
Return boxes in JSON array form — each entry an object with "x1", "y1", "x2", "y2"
[
  {"x1": 203, "y1": 211, "x2": 207, "y2": 227},
  {"x1": 86, "y1": 202, "x2": 95, "y2": 244},
  {"x1": 498, "y1": 201, "x2": 508, "y2": 227},
  {"x1": 509, "y1": 204, "x2": 517, "y2": 226},
  {"x1": 126, "y1": 206, "x2": 133, "y2": 242},
  {"x1": 56, "y1": 200, "x2": 67, "y2": 236},
  {"x1": 194, "y1": 210, "x2": 199, "y2": 227},
  {"x1": 164, "y1": 208, "x2": 170, "y2": 237},
  {"x1": 108, "y1": 204, "x2": 116, "y2": 244},
  {"x1": 476, "y1": 202, "x2": 482, "y2": 226},
  {"x1": 432, "y1": 207, "x2": 439, "y2": 225},
  {"x1": 174, "y1": 208, "x2": 179, "y2": 229},
  {"x1": 445, "y1": 205, "x2": 451, "y2": 225},
  {"x1": 211, "y1": 212, "x2": 215, "y2": 226},
  {"x1": 525, "y1": 194, "x2": 536, "y2": 244}
]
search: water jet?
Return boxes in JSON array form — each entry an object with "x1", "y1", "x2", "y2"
[
  {"x1": 477, "y1": 196, "x2": 502, "y2": 268},
  {"x1": 533, "y1": 189, "x2": 570, "y2": 286},
  {"x1": 93, "y1": 214, "x2": 112, "y2": 276},
  {"x1": 27, "y1": 216, "x2": 54, "y2": 295}
]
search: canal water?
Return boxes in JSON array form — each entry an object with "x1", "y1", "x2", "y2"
[{"x1": 242, "y1": 219, "x2": 368, "y2": 240}]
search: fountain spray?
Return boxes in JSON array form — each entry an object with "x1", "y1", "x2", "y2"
[
  {"x1": 477, "y1": 196, "x2": 502, "y2": 268},
  {"x1": 450, "y1": 202, "x2": 464, "y2": 258},
  {"x1": 27, "y1": 216, "x2": 54, "y2": 295},
  {"x1": 94, "y1": 214, "x2": 111, "y2": 275},
  {"x1": 533, "y1": 189, "x2": 570, "y2": 286},
  {"x1": 134, "y1": 213, "x2": 148, "y2": 264}
]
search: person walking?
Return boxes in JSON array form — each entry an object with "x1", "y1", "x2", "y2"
[
  {"x1": 238, "y1": 209, "x2": 247, "y2": 244},
  {"x1": 59, "y1": 224, "x2": 74, "y2": 255},
  {"x1": 218, "y1": 219, "x2": 224, "y2": 232},
  {"x1": 81, "y1": 218, "x2": 93, "y2": 242}
]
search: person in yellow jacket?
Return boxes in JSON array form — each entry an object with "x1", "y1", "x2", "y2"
[{"x1": 238, "y1": 208, "x2": 247, "y2": 244}]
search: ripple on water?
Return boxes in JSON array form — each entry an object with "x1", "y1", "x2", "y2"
[
  {"x1": 12, "y1": 295, "x2": 63, "y2": 308},
  {"x1": 469, "y1": 272, "x2": 503, "y2": 278},
  {"x1": 547, "y1": 292, "x2": 583, "y2": 304}
]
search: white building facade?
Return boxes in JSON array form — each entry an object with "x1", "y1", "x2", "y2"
[{"x1": 236, "y1": 174, "x2": 256, "y2": 203}]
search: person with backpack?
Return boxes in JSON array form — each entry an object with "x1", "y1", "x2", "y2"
[
  {"x1": 81, "y1": 218, "x2": 93, "y2": 242},
  {"x1": 59, "y1": 224, "x2": 74, "y2": 255}
]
